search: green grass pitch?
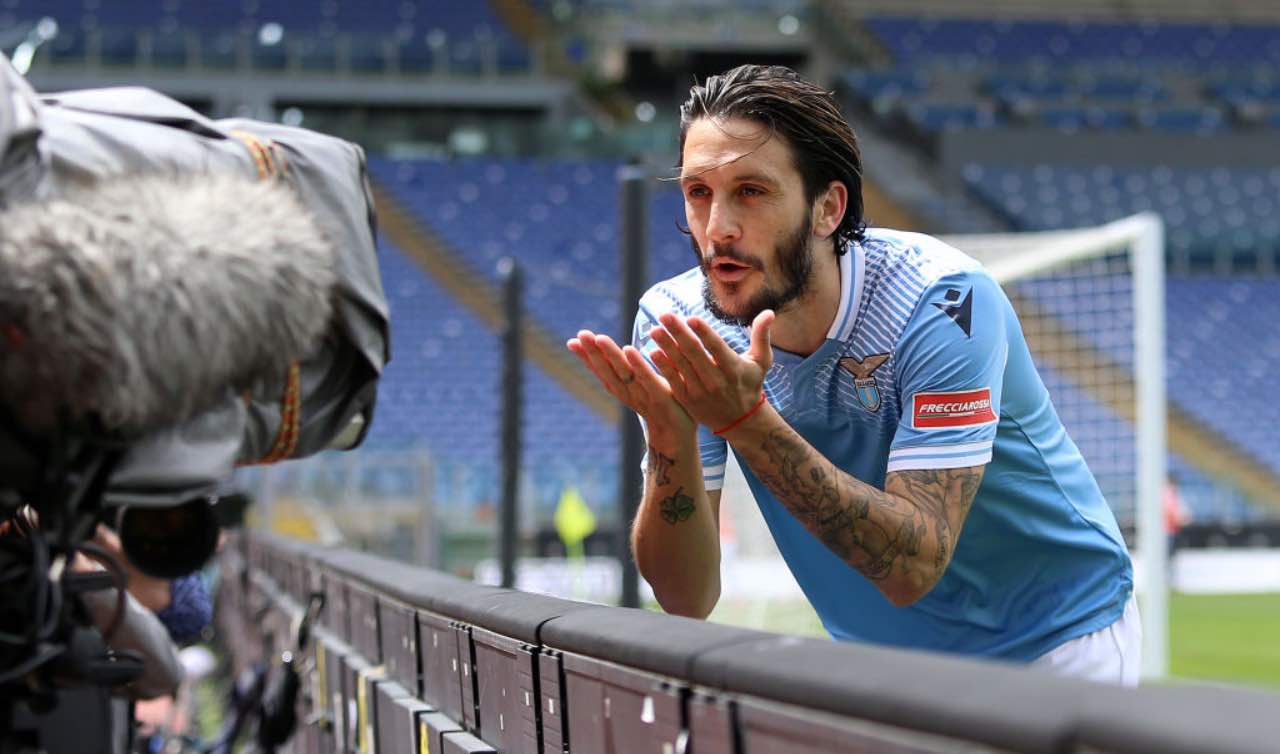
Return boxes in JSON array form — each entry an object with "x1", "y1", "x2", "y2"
[{"x1": 1170, "y1": 592, "x2": 1280, "y2": 689}]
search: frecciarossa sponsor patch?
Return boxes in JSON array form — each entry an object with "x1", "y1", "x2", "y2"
[{"x1": 911, "y1": 388, "x2": 997, "y2": 429}]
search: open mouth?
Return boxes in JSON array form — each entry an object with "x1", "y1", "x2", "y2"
[{"x1": 709, "y1": 257, "x2": 755, "y2": 282}]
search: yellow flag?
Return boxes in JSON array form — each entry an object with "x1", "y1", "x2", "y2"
[{"x1": 554, "y1": 486, "x2": 596, "y2": 551}]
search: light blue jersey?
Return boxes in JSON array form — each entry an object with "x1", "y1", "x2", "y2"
[{"x1": 634, "y1": 228, "x2": 1133, "y2": 661}]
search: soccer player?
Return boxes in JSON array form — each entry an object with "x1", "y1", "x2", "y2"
[{"x1": 567, "y1": 65, "x2": 1139, "y2": 685}]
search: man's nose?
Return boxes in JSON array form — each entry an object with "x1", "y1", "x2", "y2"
[{"x1": 705, "y1": 200, "x2": 741, "y2": 248}]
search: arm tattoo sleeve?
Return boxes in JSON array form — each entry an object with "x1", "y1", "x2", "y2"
[
  {"x1": 753, "y1": 428, "x2": 983, "y2": 590},
  {"x1": 646, "y1": 445, "x2": 675, "y2": 486}
]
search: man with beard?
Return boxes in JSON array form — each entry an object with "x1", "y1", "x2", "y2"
[{"x1": 567, "y1": 65, "x2": 1139, "y2": 684}]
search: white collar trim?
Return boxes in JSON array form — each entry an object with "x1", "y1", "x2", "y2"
[{"x1": 825, "y1": 243, "x2": 865, "y2": 342}]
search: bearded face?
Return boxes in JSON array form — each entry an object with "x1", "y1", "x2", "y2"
[{"x1": 696, "y1": 209, "x2": 815, "y2": 327}]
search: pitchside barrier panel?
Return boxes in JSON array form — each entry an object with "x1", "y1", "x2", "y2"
[{"x1": 219, "y1": 532, "x2": 1279, "y2": 754}]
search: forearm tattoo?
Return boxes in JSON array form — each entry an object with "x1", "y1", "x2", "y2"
[
  {"x1": 659, "y1": 487, "x2": 695, "y2": 525},
  {"x1": 646, "y1": 445, "x2": 675, "y2": 486},
  {"x1": 753, "y1": 429, "x2": 982, "y2": 589}
]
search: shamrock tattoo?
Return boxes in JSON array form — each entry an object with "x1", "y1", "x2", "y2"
[{"x1": 660, "y1": 487, "x2": 696, "y2": 525}]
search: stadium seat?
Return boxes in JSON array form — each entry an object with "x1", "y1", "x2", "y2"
[
  {"x1": 361, "y1": 237, "x2": 619, "y2": 518},
  {"x1": 368, "y1": 156, "x2": 690, "y2": 342},
  {"x1": 22, "y1": 0, "x2": 531, "y2": 74},
  {"x1": 846, "y1": 18, "x2": 1280, "y2": 137},
  {"x1": 866, "y1": 17, "x2": 1280, "y2": 68}
]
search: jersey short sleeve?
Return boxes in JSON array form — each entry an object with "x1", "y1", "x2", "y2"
[
  {"x1": 633, "y1": 292, "x2": 728, "y2": 491},
  {"x1": 888, "y1": 270, "x2": 1008, "y2": 473}
]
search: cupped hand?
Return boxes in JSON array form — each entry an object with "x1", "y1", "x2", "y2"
[
  {"x1": 567, "y1": 330, "x2": 694, "y2": 440},
  {"x1": 646, "y1": 309, "x2": 774, "y2": 431}
]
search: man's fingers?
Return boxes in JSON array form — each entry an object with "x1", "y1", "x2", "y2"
[
  {"x1": 568, "y1": 344, "x2": 611, "y2": 387},
  {"x1": 651, "y1": 319, "x2": 719, "y2": 392},
  {"x1": 687, "y1": 317, "x2": 739, "y2": 364},
  {"x1": 566, "y1": 337, "x2": 590, "y2": 364},
  {"x1": 658, "y1": 313, "x2": 718, "y2": 365},
  {"x1": 591, "y1": 334, "x2": 640, "y2": 385},
  {"x1": 623, "y1": 346, "x2": 672, "y2": 395},
  {"x1": 747, "y1": 309, "x2": 776, "y2": 369},
  {"x1": 567, "y1": 331, "x2": 603, "y2": 368},
  {"x1": 586, "y1": 332, "x2": 634, "y2": 384},
  {"x1": 648, "y1": 326, "x2": 703, "y2": 389},
  {"x1": 93, "y1": 523, "x2": 123, "y2": 552},
  {"x1": 570, "y1": 332, "x2": 633, "y2": 392},
  {"x1": 648, "y1": 348, "x2": 691, "y2": 402},
  {"x1": 572, "y1": 331, "x2": 686, "y2": 422},
  {"x1": 568, "y1": 333, "x2": 611, "y2": 379},
  {"x1": 567, "y1": 340, "x2": 604, "y2": 382}
]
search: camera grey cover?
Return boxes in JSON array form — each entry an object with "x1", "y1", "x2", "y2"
[{"x1": 0, "y1": 55, "x2": 390, "y2": 507}]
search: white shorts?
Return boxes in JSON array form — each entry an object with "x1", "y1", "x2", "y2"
[{"x1": 1031, "y1": 594, "x2": 1142, "y2": 686}]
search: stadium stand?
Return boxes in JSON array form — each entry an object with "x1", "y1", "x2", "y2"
[
  {"x1": 963, "y1": 164, "x2": 1280, "y2": 267},
  {"x1": 8, "y1": 0, "x2": 531, "y2": 73},
  {"x1": 1039, "y1": 357, "x2": 1263, "y2": 523},
  {"x1": 865, "y1": 17, "x2": 1280, "y2": 66},
  {"x1": 364, "y1": 237, "x2": 617, "y2": 516},
  {"x1": 366, "y1": 156, "x2": 690, "y2": 343},
  {"x1": 843, "y1": 17, "x2": 1280, "y2": 141},
  {"x1": 1011, "y1": 248, "x2": 1280, "y2": 488}
]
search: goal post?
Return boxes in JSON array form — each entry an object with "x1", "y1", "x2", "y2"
[{"x1": 944, "y1": 212, "x2": 1168, "y2": 680}]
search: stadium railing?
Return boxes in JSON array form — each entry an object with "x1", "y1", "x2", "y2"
[{"x1": 219, "y1": 530, "x2": 1279, "y2": 754}]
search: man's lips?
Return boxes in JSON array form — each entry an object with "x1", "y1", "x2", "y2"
[{"x1": 708, "y1": 258, "x2": 755, "y2": 283}]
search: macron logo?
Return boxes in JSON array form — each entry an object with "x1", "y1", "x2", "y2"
[{"x1": 912, "y1": 388, "x2": 996, "y2": 429}]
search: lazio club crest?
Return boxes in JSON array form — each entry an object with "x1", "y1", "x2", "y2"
[{"x1": 838, "y1": 353, "x2": 891, "y2": 412}]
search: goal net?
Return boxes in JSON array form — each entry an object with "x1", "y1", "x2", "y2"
[{"x1": 715, "y1": 212, "x2": 1169, "y2": 679}]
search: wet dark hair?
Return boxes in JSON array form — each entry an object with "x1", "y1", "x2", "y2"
[{"x1": 678, "y1": 64, "x2": 866, "y2": 254}]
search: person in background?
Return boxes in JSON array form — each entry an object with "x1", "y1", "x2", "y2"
[
  {"x1": 1, "y1": 506, "x2": 185, "y2": 699},
  {"x1": 86, "y1": 523, "x2": 217, "y2": 750},
  {"x1": 1164, "y1": 472, "x2": 1192, "y2": 562},
  {"x1": 89, "y1": 524, "x2": 214, "y2": 646},
  {"x1": 0, "y1": 505, "x2": 186, "y2": 754}
]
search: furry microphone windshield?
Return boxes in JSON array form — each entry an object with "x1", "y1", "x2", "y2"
[{"x1": 0, "y1": 172, "x2": 337, "y2": 437}]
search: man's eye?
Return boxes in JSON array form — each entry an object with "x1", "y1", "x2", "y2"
[
  {"x1": 686, "y1": 186, "x2": 709, "y2": 199},
  {"x1": 739, "y1": 186, "x2": 764, "y2": 197}
]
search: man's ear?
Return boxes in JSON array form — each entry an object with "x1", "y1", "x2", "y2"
[{"x1": 812, "y1": 180, "x2": 848, "y2": 240}]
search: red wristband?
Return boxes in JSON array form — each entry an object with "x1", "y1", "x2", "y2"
[{"x1": 713, "y1": 391, "x2": 768, "y2": 436}]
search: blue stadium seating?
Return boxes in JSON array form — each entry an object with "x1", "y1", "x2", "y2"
[
  {"x1": 903, "y1": 101, "x2": 1002, "y2": 132},
  {"x1": 1036, "y1": 274, "x2": 1277, "y2": 521},
  {"x1": 1031, "y1": 363, "x2": 1255, "y2": 522},
  {"x1": 361, "y1": 238, "x2": 618, "y2": 514},
  {"x1": 867, "y1": 17, "x2": 1280, "y2": 67},
  {"x1": 1035, "y1": 105, "x2": 1134, "y2": 132},
  {"x1": 1165, "y1": 277, "x2": 1280, "y2": 469},
  {"x1": 963, "y1": 163, "x2": 1280, "y2": 503},
  {"x1": 364, "y1": 157, "x2": 689, "y2": 517},
  {"x1": 963, "y1": 163, "x2": 1280, "y2": 264},
  {"x1": 367, "y1": 156, "x2": 693, "y2": 343},
  {"x1": 1135, "y1": 105, "x2": 1226, "y2": 134},
  {"x1": 845, "y1": 18, "x2": 1280, "y2": 136},
  {"x1": 984, "y1": 73, "x2": 1072, "y2": 101},
  {"x1": 842, "y1": 69, "x2": 932, "y2": 101},
  {"x1": 11, "y1": 0, "x2": 529, "y2": 72}
]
